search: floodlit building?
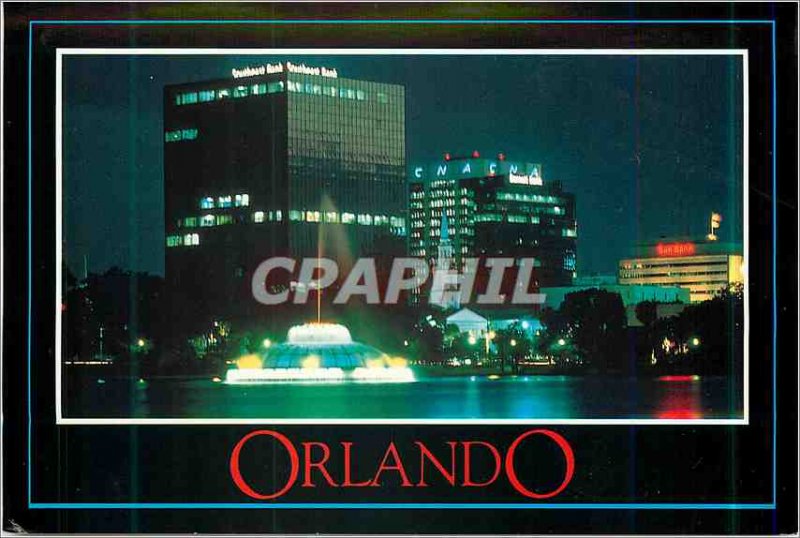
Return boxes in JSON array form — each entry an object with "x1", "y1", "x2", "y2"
[
  {"x1": 618, "y1": 238, "x2": 744, "y2": 303},
  {"x1": 163, "y1": 61, "x2": 406, "y2": 314},
  {"x1": 540, "y1": 283, "x2": 690, "y2": 310},
  {"x1": 446, "y1": 307, "x2": 543, "y2": 338},
  {"x1": 408, "y1": 152, "x2": 577, "y2": 291}
]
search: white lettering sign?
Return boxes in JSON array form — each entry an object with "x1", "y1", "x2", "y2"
[
  {"x1": 509, "y1": 172, "x2": 544, "y2": 186},
  {"x1": 232, "y1": 62, "x2": 338, "y2": 80}
]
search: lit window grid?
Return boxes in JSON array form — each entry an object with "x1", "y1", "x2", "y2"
[
  {"x1": 170, "y1": 209, "x2": 405, "y2": 230},
  {"x1": 618, "y1": 254, "x2": 743, "y2": 303}
]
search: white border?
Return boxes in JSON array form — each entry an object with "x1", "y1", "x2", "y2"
[{"x1": 55, "y1": 48, "x2": 749, "y2": 426}]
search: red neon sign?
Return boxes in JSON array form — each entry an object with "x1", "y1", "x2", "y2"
[{"x1": 655, "y1": 242, "x2": 696, "y2": 257}]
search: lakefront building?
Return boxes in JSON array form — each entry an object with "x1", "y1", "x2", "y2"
[
  {"x1": 409, "y1": 152, "x2": 578, "y2": 290},
  {"x1": 618, "y1": 238, "x2": 744, "y2": 303},
  {"x1": 163, "y1": 61, "x2": 406, "y2": 313}
]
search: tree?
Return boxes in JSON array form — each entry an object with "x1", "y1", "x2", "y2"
[
  {"x1": 537, "y1": 289, "x2": 627, "y2": 372},
  {"x1": 645, "y1": 283, "x2": 744, "y2": 375},
  {"x1": 410, "y1": 310, "x2": 448, "y2": 365},
  {"x1": 635, "y1": 301, "x2": 658, "y2": 327},
  {"x1": 491, "y1": 323, "x2": 529, "y2": 374}
]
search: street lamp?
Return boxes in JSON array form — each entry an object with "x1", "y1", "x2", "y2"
[
  {"x1": 510, "y1": 339, "x2": 517, "y2": 347},
  {"x1": 468, "y1": 335, "x2": 477, "y2": 345},
  {"x1": 137, "y1": 338, "x2": 146, "y2": 348},
  {"x1": 557, "y1": 338, "x2": 566, "y2": 347},
  {"x1": 690, "y1": 337, "x2": 701, "y2": 347},
  {"x1": 262, "y1": 338, "x2": 272, "y2": 349}
]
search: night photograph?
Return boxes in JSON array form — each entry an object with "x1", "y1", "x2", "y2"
[{"x1": 60, "y1": 52, "x2": 745, "y2": 421}]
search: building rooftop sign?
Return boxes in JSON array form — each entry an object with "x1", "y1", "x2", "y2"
[
  {"x1": 411, "y1": 158, "x2": 543, "y2": 185},
  {"x1": 232, "y1": 62, "x2": 339, "y2": 80},
  {"x1": 655, "y1": 242, "x2": 697, "y2": 257}
]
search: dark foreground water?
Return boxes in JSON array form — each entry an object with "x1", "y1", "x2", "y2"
[{"x1": 64, "y1": 373, "x2": 743, "y2": 420}]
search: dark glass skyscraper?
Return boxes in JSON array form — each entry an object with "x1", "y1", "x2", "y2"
[{"x1": 164, "y1": 62, "x2": 406, "y2": 316}]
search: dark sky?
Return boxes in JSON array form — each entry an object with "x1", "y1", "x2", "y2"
[{"x1": 63, "y1": 54, "x2": 743, "y2": 278}]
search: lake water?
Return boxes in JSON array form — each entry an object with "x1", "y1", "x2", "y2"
[{"x1": 63, "y1": 373, "x2": 743, "y2": 420}]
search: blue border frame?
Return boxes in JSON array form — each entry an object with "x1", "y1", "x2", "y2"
[{"x1": 27, "y1": 17, "x2": 778, "y2": 511}]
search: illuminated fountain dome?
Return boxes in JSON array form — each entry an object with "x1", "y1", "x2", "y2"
[{"x1": 225, "y1": 323, "x2": 414, "y2": 384}]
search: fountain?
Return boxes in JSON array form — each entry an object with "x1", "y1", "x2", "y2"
[{"x1": 224, "y1": 322, "x2": 414, "y2": 384}]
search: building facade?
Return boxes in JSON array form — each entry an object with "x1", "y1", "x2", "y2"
[
  {"x1": 618, "y1": 239, "x2": 744, "y2": 303},
  {"x1": 540, "y1": 283, "x2": 690, "y2": 310},
  {"x1": 163, "y1": 62, "x2": 406, "y2": 315},
  {"x1": 409, "y1": 153, "x2": 577, "y2": 290}
]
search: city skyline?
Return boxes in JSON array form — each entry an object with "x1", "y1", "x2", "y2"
[{"x1": 63, "y1": 53, "x2": 744, "y2": 278}]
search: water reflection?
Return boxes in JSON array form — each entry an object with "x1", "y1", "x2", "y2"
[
  {"x1": 655, "y1": 377, "x2": 703, "y2": 419},
  {"x1": 66, "y1": 374, "x2": 740, "y2": 420}
]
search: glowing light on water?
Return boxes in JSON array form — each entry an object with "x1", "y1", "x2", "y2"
[
  {"x1": 226, "y1": 367, "x2": 346, "y2": 384},
  {"x1": 302, "y1": 355, "x2": 321, "y2": 369},
  {"x1": 235, "y1": 354, "x2": 263, "y2": 370},
  {"x1": 659, "y1": 375, "x2": 700, "y2": 382},
  {"x1": 351, "y1": 367, "x2": 414, "y2": 383}
]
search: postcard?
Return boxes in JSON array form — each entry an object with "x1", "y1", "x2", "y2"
[{"x1": 2, "y1": 2, "x2": 797, "y2": 535}]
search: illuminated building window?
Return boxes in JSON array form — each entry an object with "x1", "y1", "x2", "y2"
[
  {"x1": 288, "y1": 81, "x2": 301, "y2": 93},
  {"x1": 342, "y1": 212, "x2": 355, "y2": 224},
  {"x1": 200, "y1": 214, "x2": 215, "y2": 227},
  {"x1": 305, "y1": 211, "x2": 321, "y2": 222},
  {"x1": 233, "y1": 85, "x2": 249, "y2": 98},
  {"x1": 374, "y1": 215, "x2": 389, "y2": 226},
  {"x1": 323, "y1": 86, "x2": 336, "y2": 97},
  {"x1": 254, "y1": 211, "x2": 265, "y2": 223},
  {"x1": 357, "y1": 214, "x2": 373, "y2": 225},
  {"x1": 562, "y1": 228, "x2": 577, "y2": 237},
  {"x1": 217, "y1": 214, "x2": 233, "y2": 225},
  {"x1": 216, "y1": 88, "x2": 230, "y2": 100},
  {"x1": 289, "y1": 210, "x2": 303, "y2": 221},
  {"x1": 176, "y1": 92, "x2": 198, "y2": 105},
  {"x1": 218, "y1": 196, "x2": 232, "y2": 208},
  {"x1": 199, "y1": 90, "x2": 215, "y2": 102},
  {"x1": 273, "y1": 210, "x2": 282, "y2": 221},
  {"x1": 165, "y1": 128, "x2": 198, "y2": 143},
  {"x1": 356, "y1": 90, "x2": 366, "y2": 101},
  {"x1": 377, "y1": 92, "x2": 388, "y2": 104},
  {"x1": 268, "y1": 81, "x2": 284, "y2": 93},
  {"x1": 166, "y1": 235, "x2": 182, "y2": 247},
  {"x1": 234, "y1": 194, "x2": 250, "y2": 207},
  {"x1": 325, "y1": 211, "x2": 339, "y2": 223},
  {"x1": 200, "y1": 197, "x2": 214, "y2": 209},
  {"x1": 183, "y1": 217, "x2": 197, "y2": 227},
  {"x1": 251, "y1": 83, "x2": 267, "y2": 95},
  {"x1": 191, "y1": 234, "x2": 200, "y2": 245},
  {"x1": 390, "y1": 216, "x2": 405, "y2": 228}
]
